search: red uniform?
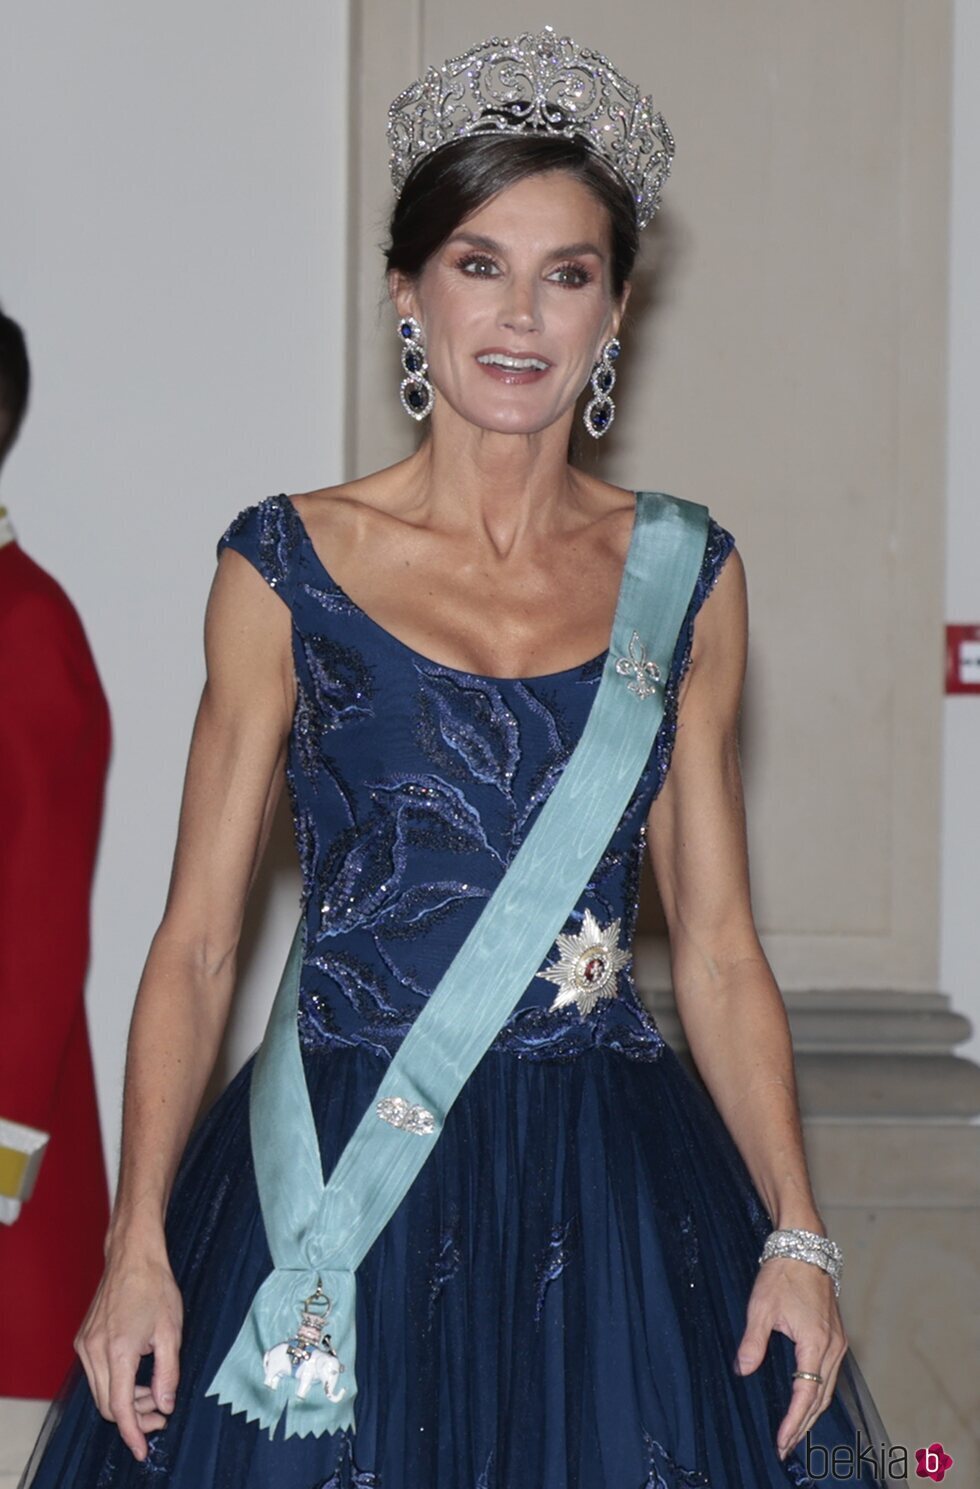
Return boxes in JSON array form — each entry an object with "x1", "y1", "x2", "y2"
[{"x1": 0, "y1": 537, "x2": 111, "y2": 1398}]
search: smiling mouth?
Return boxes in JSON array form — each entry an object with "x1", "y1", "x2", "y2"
[{"x1": 476, "y1": 352, "x2": 551, "y2": 372}]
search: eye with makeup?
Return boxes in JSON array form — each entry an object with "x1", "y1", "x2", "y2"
[
  {"x1": 453, "y1": 251, "x2": 594, "y2": 288},
  {"x1": 548, "y1": 261, "x2": 593, "y2": 288},
  {"x1": 456, "y1": 252, "x2": 501, "y2": 277}
]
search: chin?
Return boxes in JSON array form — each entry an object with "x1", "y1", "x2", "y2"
[
  {"x1": 449, "y1": 395, "x2": 569, "y2": 439},
  {"x1": 480, "y1": 417, "x2": 559, "y2": 437}
]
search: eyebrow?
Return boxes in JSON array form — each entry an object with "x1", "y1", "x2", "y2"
[{"x1": 447, "y1": 231, "x2": 606, "y2": 259}]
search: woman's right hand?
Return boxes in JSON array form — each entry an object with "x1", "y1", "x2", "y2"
[{"x1": 74, "y1": 1241, "x2": 184, "y2": 1462}]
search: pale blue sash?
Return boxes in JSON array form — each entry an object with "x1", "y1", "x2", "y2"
[{"x1": 207, "y1": 492, "x2": 709, "y2": 1438}]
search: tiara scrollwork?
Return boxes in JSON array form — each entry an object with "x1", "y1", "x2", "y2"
[{"x1": 386, "y1": 26, "x2": 675, "y2": 230}]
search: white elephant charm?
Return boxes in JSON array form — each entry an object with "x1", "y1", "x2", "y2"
[
  {"x1": 262, "y1": 1281, "x2": 348, "y2": 1403},
  {"x1": 262, "y1": 1339, "x2": 347, "y2": 1401}
]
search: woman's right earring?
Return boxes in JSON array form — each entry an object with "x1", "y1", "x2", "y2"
[
  {"x1": 583, "y1": 337, "x2": 620, "y2": 438},
  {"x1": 397, "y1": 316, "x2": 434, "y2": 421}
]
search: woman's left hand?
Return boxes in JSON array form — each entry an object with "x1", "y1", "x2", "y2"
[{"x1": 733, "y1": 1257, "x2": 849, "y2": 1461}]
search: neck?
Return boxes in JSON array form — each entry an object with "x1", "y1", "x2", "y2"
[{"x1": 399, "y1": 405, "x2": 592, "y2": 555}]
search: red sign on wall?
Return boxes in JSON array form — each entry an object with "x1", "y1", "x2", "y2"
[{"x1": 946, "y1": 624, "x2": 980, "y2": 694}]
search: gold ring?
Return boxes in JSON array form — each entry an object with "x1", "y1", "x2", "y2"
[{"x1": 792, "y1": 1369, "x2": 823, "y2": 1384}]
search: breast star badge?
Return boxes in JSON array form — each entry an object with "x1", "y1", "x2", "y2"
[{"x1": 537, "y1": 908, "x2": 631, "y2": 1018}]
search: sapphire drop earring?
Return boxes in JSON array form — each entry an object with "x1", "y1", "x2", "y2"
[
  {"x1": 397, "y1": 316, "x2": 434, "y2": 420},
  {"x1": 583, "y1": 337, "x2": 620, "y2": 438}
]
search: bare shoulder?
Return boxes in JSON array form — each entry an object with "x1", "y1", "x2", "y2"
[
  {"x1": 681, "y1": 536, "x2": 747, "y2": 715},
  {"x1": 287, "y1": 463, "x2": 418, "y2": 545},
  {"x1": 566, "y1": 469, "x2": 647, "y2": 559},
  {"x1": 208, "y1": 542, "x2": 295, "y2": 723},
  {"x1": 698, "y1": 536, "x2": 746, "y2": 641}
]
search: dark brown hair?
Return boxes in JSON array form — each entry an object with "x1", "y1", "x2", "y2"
[
  {"x1": 385, "y1": 133, "x2": 639, "y2": 297},
  {"x1": 0, "y1": 304, "x2": 30, "y2": 471}
]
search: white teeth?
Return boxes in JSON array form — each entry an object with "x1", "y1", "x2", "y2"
[{"x1": 477, "y1": 353, "x2": 549, "y2": 371}]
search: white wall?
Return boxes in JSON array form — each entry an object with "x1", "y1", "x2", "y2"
[
  {"x1": 0, "y1": 1, "x2": 350, "y2": 1181},
  {"x1": 942, "y1": 0, "x2": 980, "y2": 1065}
]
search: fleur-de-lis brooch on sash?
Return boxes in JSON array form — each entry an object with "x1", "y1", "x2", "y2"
[{"x1": 614, "y1": 630, "x2": 662, "y2": 698}]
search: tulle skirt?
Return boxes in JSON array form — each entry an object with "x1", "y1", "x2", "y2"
[{"x1": 20, "y1": 1037, "x2": 904, "y2": 1488}]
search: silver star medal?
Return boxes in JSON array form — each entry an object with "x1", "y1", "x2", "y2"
[{"x1": 537, "y1": 908, "x2": 631, "y2": 1018}]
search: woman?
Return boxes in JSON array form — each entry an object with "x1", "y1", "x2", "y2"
[{"x1": 22, "y1": 28, "x2": 904, "y2": 1489}]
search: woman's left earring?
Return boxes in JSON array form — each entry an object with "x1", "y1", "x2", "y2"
[
  {"x1": 397, "y1": 316, "x2": 434, "y2": 421},
  {"x1": 583, "y1": 337, "x2": 620, "y2": 438}
]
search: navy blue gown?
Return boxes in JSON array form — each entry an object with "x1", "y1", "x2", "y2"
[{"x1": 21, "y1": 493, "x2": 903, "y2": 1488}]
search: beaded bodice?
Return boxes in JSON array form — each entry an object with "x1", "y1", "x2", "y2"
[{"x1": 217, "y1": 494, "x2": 734, "y2": 1063}]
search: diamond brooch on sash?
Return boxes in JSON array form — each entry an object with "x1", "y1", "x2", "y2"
[
  {"x1": 262, "y1": 1281, "x2": 347, "y2": 1403},
  {"x1": 537, "y1": 908, "x2": 631, "y2": 1018},
  {"x1": 376, "y1": 1095, "x2": 436, "y2": 1135},
  {"x1": 615, "y1": 630, "x2": 662, "y2": 698}
]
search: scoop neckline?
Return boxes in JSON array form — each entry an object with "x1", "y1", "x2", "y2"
[{"x1": 278, "y1": 490, "x2": 640, "y2": 686}]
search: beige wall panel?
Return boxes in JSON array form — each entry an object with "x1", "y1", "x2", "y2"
[{"x1": 347, "y1": 2, "x2": 950, "y2": 991}]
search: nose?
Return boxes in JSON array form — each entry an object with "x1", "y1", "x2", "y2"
[{"x1": 498, "y1": 275, "x2": 542, "y2": 336}]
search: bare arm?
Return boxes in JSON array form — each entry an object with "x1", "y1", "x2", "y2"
[
  {"x1": 645, "y1": 548, "x2": 846, "y2": 1460},
  {"x1": 646, "y1": 548, "x2": 820, "y2": 1231},
  {"x1": 76, "y1": 545, "x2": 294, "y2": 1459}
]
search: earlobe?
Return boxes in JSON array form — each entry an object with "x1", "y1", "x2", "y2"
[
  {"x1": 599, "y1": 310, "x2": 628, "y2": 361},
  {"x1": 611, "y1": 281, "x2": 632, "y2": 340},
  {"x1": 388, "y1": 270, "x2": 419, "y2": 328}
]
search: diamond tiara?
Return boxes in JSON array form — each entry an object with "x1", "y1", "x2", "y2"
[{"x1": 386, "y1": 26, "x2": 675, "y2": 230}]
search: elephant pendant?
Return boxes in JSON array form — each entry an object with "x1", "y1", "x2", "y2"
[{"x1": 262, "y1": 1281, "x2": 348, "y2": 1403}]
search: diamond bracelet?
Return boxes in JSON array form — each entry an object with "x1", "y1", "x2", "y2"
[{"x1": 758, "y1": 1227, "x2": 844, "y2": 1298}]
